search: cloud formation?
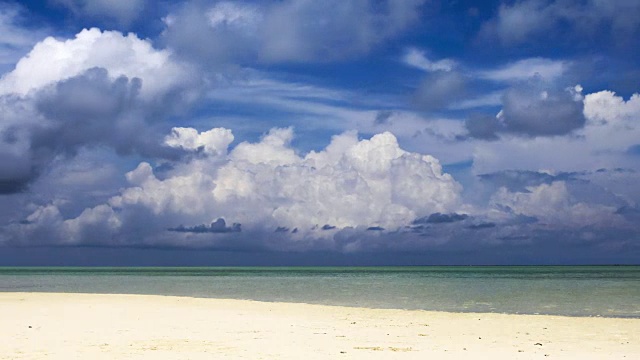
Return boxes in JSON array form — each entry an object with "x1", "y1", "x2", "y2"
[
  {"x1": 169, "y1": 218, "x2": 241, "y2": 233},
  {"x1": 481, "y1": 0, "x2": 640, "y2": 45},
  {"x1": 413, "y1": 212, "x2": 469, "y2": 224},
  {"x1": 489, "y1": 181, "x2": 620, "y2": 228},
  {"x1": 162, "y1": 0, "x2": 426, "y2": 64},
  {"x1": 0, "y1": 3, "x2": 46, "y2": 71},
  {"x1": 466, "y1": 81, "x2": 585, "y2": 139},
  {"x1": 0, "y1": 28, "x2": 193, "y2": 99},
  {"x1": 7, "y1": 128, "x2": 463, "y2": 248},
  {"x1": 472, "y1": 90, "x2": 640, "y2": 174},
  {"x1": 0, "y1": 1, "x2": 638, "y2": 264},
  {"x1": 407, "y1": 55, "x2": 571, "y2": 113},
  {"x1": 0, "y1": 28, "x2": 199, "y2": 193},
  {"x1": 413, "y1": 71, "x2": 468, "y2": 111},
  {"x1": 403, "y1": 48, "x2": 456, "y2": 72},
  {"x1": 477, "y1": 58, "x2": 569, "y2": 82}
]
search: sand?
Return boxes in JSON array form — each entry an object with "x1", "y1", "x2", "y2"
[{"x1": 0, "y1": 293, "x2": 638, "y2": 359}]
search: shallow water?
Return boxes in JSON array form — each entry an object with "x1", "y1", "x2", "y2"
[{"x1": 1, "y1": 266, "x2": 639, "y2": 317}]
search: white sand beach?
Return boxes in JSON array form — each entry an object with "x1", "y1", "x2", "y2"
[{"x1": 0, "y1": 292, "x2": 638, "y2": 359}]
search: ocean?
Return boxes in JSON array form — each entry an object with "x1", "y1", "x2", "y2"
[{"x1": 1, "y1": 266, "x2": 638, "y2": 318}]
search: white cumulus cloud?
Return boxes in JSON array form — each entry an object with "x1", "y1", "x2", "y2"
[
  {"x1": 129, "y1": 127, "x2": 461, "y2": 230},
  {"x1": 0, "y1": 28, "x2": 192, "y2": 99},
  {"x1": 165, "y1": 127, "x2": 235, "y2": 156},
  {"x1": 15, "y1": 128, "x2": 463, "y2": 247}
]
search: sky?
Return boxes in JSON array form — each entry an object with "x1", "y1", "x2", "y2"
[{"x1": 0, "y1": 0, "x2": 639, "y2": 265}]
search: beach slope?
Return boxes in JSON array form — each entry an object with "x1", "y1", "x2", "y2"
[{"x1": 0, "y1": 293, "x2": 638, "y2": 359}]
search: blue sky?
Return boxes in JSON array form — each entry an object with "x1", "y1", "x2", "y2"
[{"x1": 0, "y1": 0, "x2": 639, "y2": 265}]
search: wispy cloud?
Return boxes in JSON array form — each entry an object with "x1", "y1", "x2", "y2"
[
  {"x1": 477, "y1": 58, "x2": 569, "y2": 82},
  {"x1": 0, "y1": 3, "x2": 47, "y2": 71},
  {"x1": 51, "y1": 0, "x2": 147, "y2": 26},
  {"x1": 163, "y1": 0, "x2": 427, "y2": 64},
  {"x1": 402, "y1": 47, "x2": 456, "y2": 72},
  {"x1": 450, "y1": 91, "x2": 502, "y2": 110}
]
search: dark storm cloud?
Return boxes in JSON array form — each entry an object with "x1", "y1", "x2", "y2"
[
  {"x1": 0, "y1": 146, "x2": 32, "y2": 194},
  {"x1": 466, "y1": 80, "x2": 585, "y2": 139},
  {"x1": 35, "y1": 67, "x2": 196, "y2": 160},
  {"x1": 366, "y1": 226, "x2": 385, "y2": 231},
  {"x1": 464, "y1": 114, "x2": 501, "y2": 140},
  {"x1": 0, "y1": 68, "x2": 191, "y2": 194},
  {"x1": 34, "y1": 68, "x2": 144, "y2": 155},
  {"x1": 413, "y1": 212, "x2": 469, "y2": 224},
  {"x1": 500, "y1": 82, "x2": 585, "y2": 136},
  {"x1": 0, "y1": 179, "x2": 29, "y2": 194},
  {"x1": 168, "y1": 218, "x2": 242, "y2": 234}
]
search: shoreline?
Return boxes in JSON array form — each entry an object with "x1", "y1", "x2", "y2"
[
  {"x1": 2, "y1": 292, "x2": 639, "y2": 359},
  {"x1": 2, "y1": 290, "x2": 639, "y2": 320}
]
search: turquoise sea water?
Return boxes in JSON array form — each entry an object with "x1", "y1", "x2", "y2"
[{"x1": 1, "y1": 266, "x2": 639, "y2": 318}]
